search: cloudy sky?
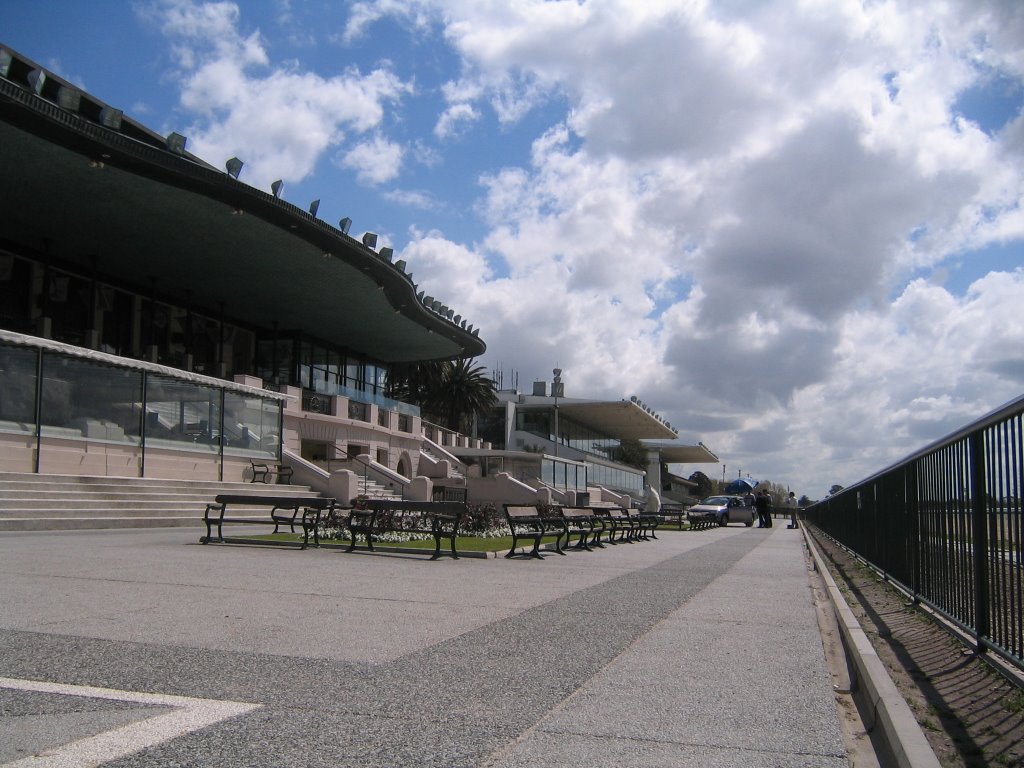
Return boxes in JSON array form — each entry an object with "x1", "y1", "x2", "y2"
[{"x1": 6, "y1": 0, "x2": 1023, "y2": 498}]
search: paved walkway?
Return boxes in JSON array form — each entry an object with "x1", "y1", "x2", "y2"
[{"x1": 0, "y1": 524, "x2": 848, "y2": 767}]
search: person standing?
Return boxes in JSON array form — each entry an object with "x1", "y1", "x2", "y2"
[
  {"x1": 755, "y1": 489, "x2": 772, "y2": 528},
  {"x1": 785, "y1": 491, "x2": 798, "y2": 529}
]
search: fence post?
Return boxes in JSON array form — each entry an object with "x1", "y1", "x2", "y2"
[
  {"x1": 969, "y1": 431, "x2": 989, "y2": 654},
  {"x1": 907, "y1": 463, "x2": 921, "y2": 604}
]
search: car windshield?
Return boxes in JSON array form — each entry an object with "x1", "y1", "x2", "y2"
[{"x1": 701, "y1": 497, "x2": 729, "y2": 504}]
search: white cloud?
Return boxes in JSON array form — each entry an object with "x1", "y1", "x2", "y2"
[
  {"x1": 434, "y1": 102, "x2": 480, "y2": 139},
  {"x1": 149, "y1": 0, "x2": 412, "y2": 188},
  {"x1": 389, "y1": 0, "x2": 1024, "y2": 496},
  {"x1": 336, "y1": 134, "x2": 405, "y2": 185}
]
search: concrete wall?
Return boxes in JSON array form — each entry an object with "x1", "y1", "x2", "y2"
[{"x1": 468, "y1": 473, "x2": 552, "y2": 505}]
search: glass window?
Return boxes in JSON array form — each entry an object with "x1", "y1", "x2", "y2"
[
  {"x1": 39, "y1": 354, "x2": 142, "y2": 445},
  {"x1": 0, "y1": 254, "x2": 33, "y2": 333},
  {"x1": 144, "y1": 374, "x2": 220, "y2": 453},
  {"x1": 0, "y1": 343, "x2": 38, "y2": 434},
  {"x1": 348, "y1": 400, "x2": 368, "y2": 422},
  {"x1": 223, "y1": 391, "x2": 279, "y2": 459}
]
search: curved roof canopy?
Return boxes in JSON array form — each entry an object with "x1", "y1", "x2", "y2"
[
  {"x1": 0, "y1": 45, "x2": 484, "y2": 364},
  {"x1": 556, "y1": 400, "x2": 678, "y2": 440}
]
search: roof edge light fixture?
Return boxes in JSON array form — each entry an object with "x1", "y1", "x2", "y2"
[
  {"x1": 308, "y1": 199, "x2": 320, "y2": 217},
  {"x1": 339, "y1": 217, "x2": 352, "y2": 235},
  {"x1": 27, "y1": 68, "x2": 46, "y2": 95},
  {"x1": 394, "y1": 259, "x2": 407, "y2": 273},
  {"x1": 378, "y1": 247, "x2": 393, "y2": 262},
  {"x1": 99, "y1": 106, "x2": 123, "y2": 130},
  {"x1": 362, "y1": 232, "x2": 378, "y2": 249},
  {"x1": 270, "y1": 179, "x2": 284, "y2": 198},
  {"x1": 166, "y1": 132, "x2": 187, "y2": 154},
  {"x1": 57, "y1": 85, "x2": 81, "y2": 111},
  {"x1": 225, "y1": 157, "x2": 243, "y2": 179},
  {"x1": 0, "y1": 49, "x2": 12, "y2": 78}
]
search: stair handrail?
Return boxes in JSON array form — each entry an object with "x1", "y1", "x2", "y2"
[
  {"x1": 420, "y1": 435, "x2": 468, "y2": 475},
  {"x1": 340, "y1": 454, "x2": 409, "y2": 499}
]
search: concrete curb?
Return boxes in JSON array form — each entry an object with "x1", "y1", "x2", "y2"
[
  {"x1": 803, "y1": 528, "x2": 943, "y2": 768},
  {"x1": 206, "y1": 536, "x2": 492, "y2": 558}
]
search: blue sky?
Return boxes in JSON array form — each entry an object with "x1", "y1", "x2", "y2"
[{"x1": 4, "y1": 0, "x2": 1024, "y2": 498}]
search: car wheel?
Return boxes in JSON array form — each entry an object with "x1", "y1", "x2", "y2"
[{"x1": 719, "y1": 514, "x2": 728, "y2": 527}]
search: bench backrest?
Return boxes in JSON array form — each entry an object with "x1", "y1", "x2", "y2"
[
  {"x1": 504, "y1": 504, "x2": 540, "y2": 520},
  {"x1": 589, "y1": 506, "x2": 626, "y2": 519},
  {"x1": 215, "y1": 494, "x2": 333, "y2": 508},
  {"x1": 560, "y1": 507, "x2": 593, "y2": 520},
  {"x1": 364, "y1": 500, "x2": 467, "y2": 517}
]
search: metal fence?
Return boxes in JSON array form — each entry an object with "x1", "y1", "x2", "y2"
[{"x1": 803, "y1": 394, "x2": 1024, "y2": 671}]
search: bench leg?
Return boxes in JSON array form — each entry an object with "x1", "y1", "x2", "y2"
[
  {"x1": 550, "y1": 526, "x2": 567, "y2": 555},
  {"x1": 202, "y1": 503, "x2": 225, "y2": 543},
  {"x1": 506, "y1": 532, "x2": 544, "y2": 559},
  {"x1": 429, "y1": 532, "x2": 459, "y2": 561}
]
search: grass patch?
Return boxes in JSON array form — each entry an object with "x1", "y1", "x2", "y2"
[{"x1": 1007, "y1": 690, "x2": 1024, "y2": 714}]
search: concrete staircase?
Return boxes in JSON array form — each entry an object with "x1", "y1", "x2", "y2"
[
  {"x1": 0, "y1": 472, "x2": 322, "y2": 532},
  {"x1": 354, "y1": 476, "x2": 402, "y2": 501},
  {"x1": 419, "y1": 444, "x2": 466, "y2": 482}
]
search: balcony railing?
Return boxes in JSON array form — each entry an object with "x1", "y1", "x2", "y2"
[{"x1": 803, "y1": 393, "x2": 1024, "y2": 672}]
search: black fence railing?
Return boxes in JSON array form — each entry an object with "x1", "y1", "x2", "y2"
[{"x1": 803, "y1": 394, "x2": 1024, "y2": 671}]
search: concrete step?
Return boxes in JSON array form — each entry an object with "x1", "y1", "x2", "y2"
[
  {"x1": 0, "y1": 487, "x2": 312, "y2": 502},
  {"x1": 0, "y1": 472, "x2": 326, "y2": 531},
  {"x1": 0, "y1": 516, "x2": 211, "y2": 531}
]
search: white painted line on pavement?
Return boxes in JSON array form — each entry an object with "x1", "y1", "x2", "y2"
[{"x1": 0, "y1": 677, "x2": 261, "y2": 768}]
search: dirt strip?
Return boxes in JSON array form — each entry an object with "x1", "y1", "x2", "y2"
[{"x1": 809, "y1": 529, "x2": 1024, "y2": 768}]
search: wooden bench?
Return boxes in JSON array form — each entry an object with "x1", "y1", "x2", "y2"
[
  {"x1": 249, "y1": 459, "x2": 293, "y2": 484},
  {"x1": 346, "y1": 499, "x2": 466, "y2": 560},
  {"x1": 590, "y1": 507, "x2": 639, "y2": 544},
  {"x1": 629, "y1": 507, "x2": 661, "y2": 540},
  {"x1": 201, "y1": 494, "x2": 336, "y2": 548},
  {"x1": 658, "y1": 508, "x2": 688, "y2": 529},
  {"x1": 686, "y1": 507, "x2": 719, "y2": 530},
  {"x1": 503, "y1": 504, "x2": 561, "y2": 559},
  {"x1": 557, "y1": 507, "x2": 600, "y2": 551}
]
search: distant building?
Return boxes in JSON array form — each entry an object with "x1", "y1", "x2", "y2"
[{"x1": 443, "y1": 380, "x2": 718, "y2": 507}]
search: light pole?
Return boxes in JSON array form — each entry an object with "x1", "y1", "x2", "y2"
[{"x1": 552, "y1": 368, "x2": 562, "y2": 458}]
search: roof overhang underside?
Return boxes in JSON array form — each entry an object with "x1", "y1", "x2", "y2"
[
  {"x1": 645, "y1": 443, "x2": 720, "y2": 464},
  {"x1": 555, "y1": 400, "x2": 678, "y2": 440},
  {"x1": 0, "y1": 79, "x2": 484, "y2": 364}
]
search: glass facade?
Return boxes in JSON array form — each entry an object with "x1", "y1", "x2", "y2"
[
  {"x1": 585, "y1": 460, "x2": 645, "y2": 495},
  {"x1": 541, "y1": 458, "x2": 588, "y2": 492},
  {"x1": 0, "y1": 343, "x2": 39, "y2": 434},
  {"x1": 0, "y1": 339, "x2": 282, "y2": 464},
  {"x1": 0, "y1": 251, "x2": 393, "y2": 404},
  {"x1": 40, "y1": 354, "x2": 143, "y2": 446},
  {"x1": 515, "y1": 407, "x2": 618, "y2": 460},
  {"x1": 514, "y1": 404, "x2": 645, "y2": 494}
]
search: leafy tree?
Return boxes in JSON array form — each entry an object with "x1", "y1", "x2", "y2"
[
  {"x1": 614, "y1": 438, "x2": 648, "y2": 470},
  {"x1": 689, "y1": 471, "x2": 714, "y2": 498},
  {"x1": 829, "y1": 484, "x2": 845, "y2": 497}
]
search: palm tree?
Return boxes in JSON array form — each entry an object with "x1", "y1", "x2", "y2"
[
  {"x1": 434, "y1": 359, "x2": 497, "y2": 433},
  {"x1": 387, "y1": 359, "x2": 497, "y2": 433}
]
